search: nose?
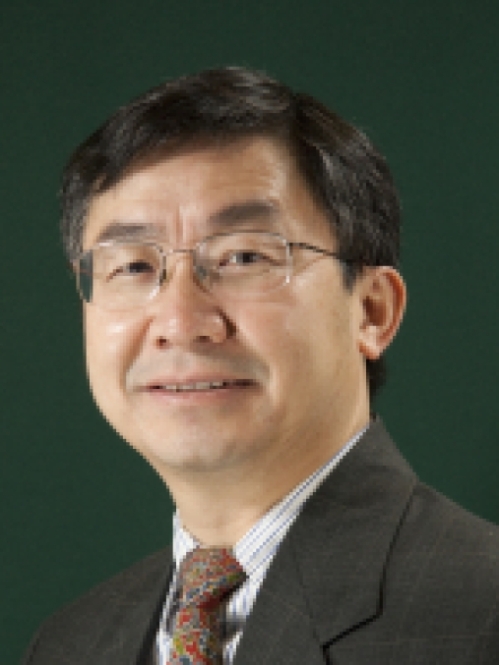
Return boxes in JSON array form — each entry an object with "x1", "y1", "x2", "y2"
[{"x1": 146, "y1": 251, "x2": 230, "y2": 349}]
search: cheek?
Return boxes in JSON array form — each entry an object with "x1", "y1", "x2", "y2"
[
  {"x1": 276, "y1": 287, "x2": 356, "y2": 384},
  {"x1": 84, "y1": 310, "x2": 143, "y2": 394},
  {"x1": 236, "y1": 300, "x2": 315, "y2": 390}
]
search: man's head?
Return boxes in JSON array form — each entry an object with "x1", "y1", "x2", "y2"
[
  {"x1": 63, "y1": 67, "x2": 405, "y2": 501},
  {"x1": 61, "y1": 66, "x2": 402, "y2": 398}
]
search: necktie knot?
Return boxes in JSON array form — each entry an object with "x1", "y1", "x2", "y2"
[{"x1": 179, "y1": 548, "x2": 246, "y2": 609}]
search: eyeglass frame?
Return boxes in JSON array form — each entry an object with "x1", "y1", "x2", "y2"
[{"x1": 72, "y1": 230, "x2": 355, "y2": 309}]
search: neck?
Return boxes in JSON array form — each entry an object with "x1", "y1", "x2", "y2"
[{"x1": 162, "y1": 409, "x2": 370, "y2": 547}]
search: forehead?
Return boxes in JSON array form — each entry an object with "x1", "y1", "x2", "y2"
[{"x1": 83, "y1": 137, "x2": 332, "y2": 247}]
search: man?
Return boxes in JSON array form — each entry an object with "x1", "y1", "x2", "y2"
[{"x1": 23, "y1": 66, "x2": 499, "y2": 664}]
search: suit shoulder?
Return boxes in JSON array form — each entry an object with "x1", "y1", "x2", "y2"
[
  {"x1": 388, "y1": 481, "x2": 499, "y2": 611},
  {"x1": 405, "y1": 481, "x2": 499, "y2": 555},
  {"x1": 363, "y1": 481, "x2": 499, "y2": 658},
  {"x1": 54, "y1": 546, "x2": 172, "y2": 614},
  {"x1": 23, "y1": 547, "x2": 172, "y2": 663}
]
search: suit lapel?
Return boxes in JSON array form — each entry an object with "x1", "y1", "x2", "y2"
[
  {"x1": 234, "y1": 419, "x2": 417, "y2": 664},
  {"x1": 83, "y1": 552, "x2": 173, "y2": 665},
  {"x1": 233, "y1": 532, "x2": 328, "y2": 665}
]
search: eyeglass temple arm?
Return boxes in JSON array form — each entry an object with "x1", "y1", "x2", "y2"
[{"x1": 289, "y1": 242, "x2": 352, "y2": 264}]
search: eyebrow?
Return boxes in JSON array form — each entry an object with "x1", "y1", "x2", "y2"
[
  {"x1": 94, "y1": 222, "x2": 157, "y2": 244},
  {"x1": 93, "y1": 200, "x2": 281, "y2": 244},
  {"x1": 207, "y1": 200, "x2": 280, "y2": 227}
]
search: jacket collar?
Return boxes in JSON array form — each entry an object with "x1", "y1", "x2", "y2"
[{"x1": 234, "y1": 418, "x2": 417, "y2": 664}]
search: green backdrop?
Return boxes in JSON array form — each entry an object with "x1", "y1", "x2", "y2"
[{"x1": 2, "y1": 1, "x2": 498, "y2": 662}]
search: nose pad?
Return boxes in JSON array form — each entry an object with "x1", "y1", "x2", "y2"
[
  {"x1": 193, "y1": 262, "x2": 211, "y2": 286},
  {"x1": 158, "y1": 249, "x2": 197, "y2": 288},
  {"x1": 158, "y1": 266, "x2": 167, "y2": 286},
  {"x1": 156, "y1": 250, "x2": 214, "y2": 301}
]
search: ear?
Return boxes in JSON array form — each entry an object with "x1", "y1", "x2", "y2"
[{"x1": 356, "y1": 267, "x2": 406, "y2": 361}]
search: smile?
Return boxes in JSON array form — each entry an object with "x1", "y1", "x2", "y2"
[{"x1": 149, "y1": 379, "x2": 253, "y2": 392}]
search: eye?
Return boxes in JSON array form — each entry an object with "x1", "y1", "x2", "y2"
[
  {"x1": 219, "y1": 250, "x2": 278, "y2": 270},
  {"x1": 107, "y1": 260, "x2": 156, "y2": 280},
  {"x1": 226, "y1": 251, "x2": 268, "y2": 265}
]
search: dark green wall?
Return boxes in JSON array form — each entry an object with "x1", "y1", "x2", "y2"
[{"x1": 2, "y1": 1, "x2": 498, "y2": 662}]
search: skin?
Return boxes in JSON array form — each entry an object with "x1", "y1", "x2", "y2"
[{"x1": 82, "y1": 137, "x2": 406, "y2": 546}]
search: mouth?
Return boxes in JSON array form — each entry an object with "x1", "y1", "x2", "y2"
[{"x1": 147, "y1": 379, "x2": 255, "y2": 393}]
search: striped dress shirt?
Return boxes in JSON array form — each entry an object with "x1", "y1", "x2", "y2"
[{"x1": 155, "y1": 427, "x2": 365, "y2": 664}]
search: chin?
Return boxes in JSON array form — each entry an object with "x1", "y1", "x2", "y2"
[{"x1": 148, "y1": 436, "x2": 266, "y2": 480}]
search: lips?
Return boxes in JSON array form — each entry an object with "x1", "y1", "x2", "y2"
[{"x1": 148, "y1": 379, "x2": 253, "y2": 393}]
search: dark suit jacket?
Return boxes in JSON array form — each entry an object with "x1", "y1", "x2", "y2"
[{"x1": 22, "y1": 419, "x2": 499, "y2": 664}]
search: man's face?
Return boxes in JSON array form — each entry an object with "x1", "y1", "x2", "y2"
[{"x1": 82, "y1": 137, "x2": 371, "y2": 488}]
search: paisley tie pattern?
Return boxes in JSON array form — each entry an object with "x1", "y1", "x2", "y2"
[{"x1": 169, "y1": 548, "x2": 246, "y2": 664}]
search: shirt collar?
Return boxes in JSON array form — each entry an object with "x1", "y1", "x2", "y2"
[{"x1": 172, "y1": 424, "x2": 367, "y2": 577}]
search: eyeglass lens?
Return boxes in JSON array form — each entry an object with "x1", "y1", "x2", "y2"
[{"x1": 77, "y1": 232, "x2": 292, "y2": 309}]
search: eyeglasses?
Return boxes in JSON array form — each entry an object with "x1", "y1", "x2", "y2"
[{"x1": 73, "y1": 230, "x2": 349, "y2": 311}]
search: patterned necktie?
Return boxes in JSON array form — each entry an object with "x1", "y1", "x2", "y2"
[{"x1": 169, "y1": 547, "x2": 246, "y2": 665}]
